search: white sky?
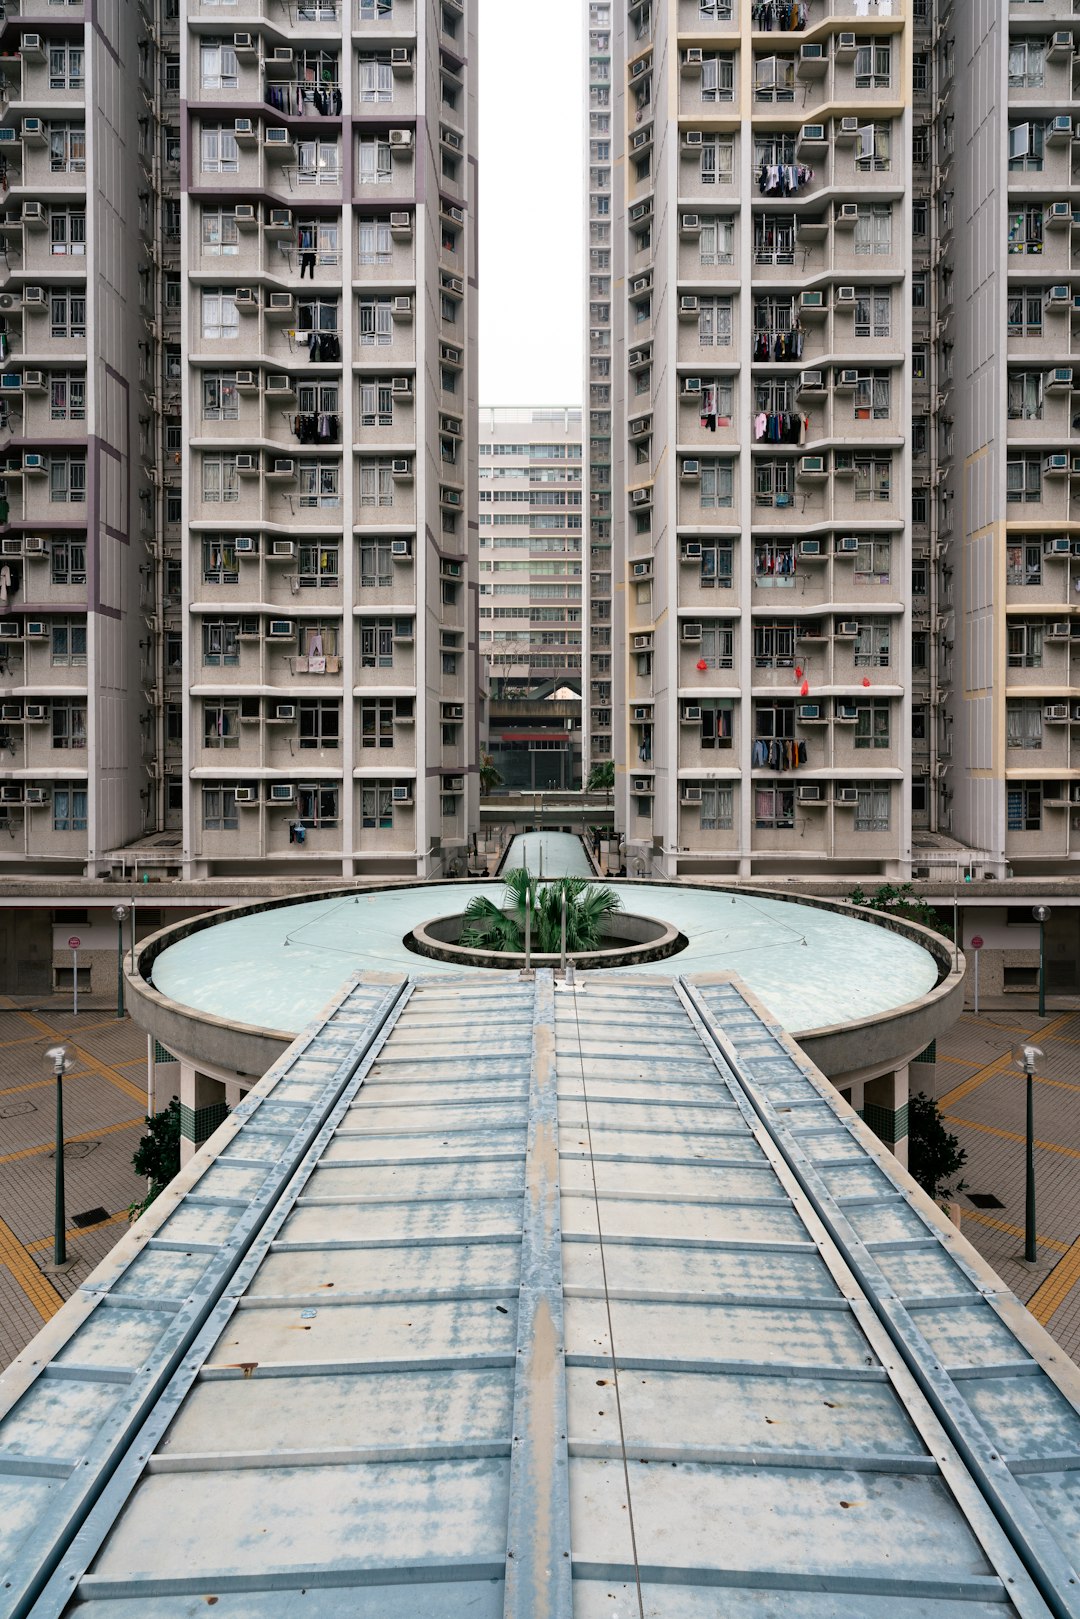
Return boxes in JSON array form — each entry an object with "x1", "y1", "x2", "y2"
[{"x1": 477, "y1": 0, "x2": 584, "y2": 407}]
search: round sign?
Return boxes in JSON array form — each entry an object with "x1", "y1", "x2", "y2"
[
  {"x1": 970, "y1": 936, "x2": 983, "y2": 951},
  {"x1": 67, "y1": 935, "x2": 81, "y2": 950}
]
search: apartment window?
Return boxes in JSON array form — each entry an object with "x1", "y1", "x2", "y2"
[
  {"x1": 298, "y1": 700, "x2": 339, "y2": 749},
  {"x1": 854, "y1": 457, "x2": 891, "y2": 502},
  {"x1": 50, "y1": 291, "x2": 86, "y2": 338},
  {"x1": 203, "y1": 702, "x2": 240, "y2": 749},
  {"x1": 51, "y1": 617, "x2": 86, "y2": 665},
  {"x1": 359, "y1": 697, "x2": 397, "y2": 748},
  {"x1": 203, "y1": 621, "x2": 241, "y2": 667},
  {"x1": 911, "y1": 631, "x2": 928, "y2": 669},
  {"x1": 754, "y1": 134, "x2": 796, "y2": 170},
  {"x1": 293, "y1": 462, "x2": 337, "y2": 509},
  {"x1": 912, "y1": 345, "x2": 927, "y2": 380},
  {"x1": 753, "y1": 55, "x2": 795, "y2": 103},
  {"x1": 1006, "y1": 542, "x2": 1042, "y2": 585},
  {"x1": 360, "y1": 540, "x2": 394, "y2": 587},
  {"x1": 52, "y1": 784, "x2": 88, "y2": 832},
  {"x1": 51, "y1": 542, "x2": 86, "y2": 587},
  {"x1": 912, "y1": 200, "x2": 928, "y2": 237},
  {"x1": 699, "y1": 216, "x2": 735, "y2": 266},
  {"x1": 754, "y1": 215, "x2": 796, "y2": 264},
  {"x1": 298, "y1": 140, "x2": 340, "y2": 184},
  {"x1": 50, "y1": 373, "x2": 85, "y2": 421},
  {"x1": 297, "y1": 544, "x2": 339, "y2": 587},
  {"x1": 358, "y1": 52, "x2": 393, "y2": 101},
  {"x1": 1006, "y1": 457, "x2": 1042, "y2": 503},
  {"x1": 1008, "y1": 289, "x2": 1043, "y2": 335},
  {"x1": 753, "y1": 461, "x2": 793, "y2": 507},
  {"x1": 912, "y1": 417, "x2": 928, "y2": 458},
  {"x1": 361, "y1": 783, "x2": 395, "y2": 827},
  {"x1": 698, "y1": 296, "x2": 732, "y2": 347},
  {"x1": 912, "y1": 52, "x2": 928, "y2": 92},
  {"x1": 753, "y1": 621, "x2": 795, "y2": 668},
  {"x1": 200, "y1": 125, "x2": 239, "y2": 173},
  {"x1": 202, "y1": 785, "x2": 239, "y2": 832},
  {"x1": 1007, "y1": 205, "x2": 1043, "y2": 252},
  {"x1": 297, "y1": 217, "x2": 339, "y2": 266},
  {"x1": 359, "y1": 461, "x2": 394, "y2": 506},
  {"x1": 164, "y1": 56, "x2": 180, "y2": 91},
  {"x1": 358, "y1": 297, "x2": 393, "y2": 346},
  {"x1": 754, "y1": 786, "x2": 794, "y2": 829},
  {"x1": 357, "y1": 136, "x2": 392, "y2": 183},
  {"x1": 1007, "y1": 784, "x2": 1042, "y2": 831},
  {"x1": 856, "y1": 122, "x2": 891, "y2": 172},
  {"x1": 699, "y1": 784, "x2": 734, "y2": 830},
  {"x1": 202, "y1": 207, "x2": 239, "y2": 255},
  {"x1": 701, "y1": 53, "x2": 735, "y2": 103},
  {"x1": 358, "y1": 216, "x2": 392, "y2": 264},
  {"x1": 855, "y1": 701, "x2": 890, "y2": 749},
  {"x1": 699, "y1": 621, "x2": 734, "y2": 669},
  {"x1": 202, "y1": 455, "x2": 240, "y2": 503},
  {"x1": 50, "y1": 208, "x2": 85, "y2": 255},
  {"x1": 854, "y1": 539, "x2": 890, "y2": 582},
  {"x1": 1007, "y1": 621, "x2": 1043, "y2": 667},
  {"x1": 1008, "y1": 372, "x2": 1043, "y2": 420},
  {"x1": 358, "y1": 0, "x2": 392, "y2": 16},
  {"x1": 854, "y1": 288, "x2": 893, "y2": 338},
  {"x1": 50, "y1": 456, "x2": 86, "y2": 503},
  {"x1": 298, "y1": 297, "x2": 339, "y2": 337},
  {"x1": 911, "y1": 274, "x2": 927, "y2": 309},
  {"x1": 854, "y1": 372, "x2": 890, "y2": 420},
  {"x1": 51, "y1": 700, "x2": 87, "y2": 750},
  {"x1": 1008, "y1": 39, "x2": 1046, "y2": 88},
  {"x1": 854, "y1": 40, "x2": 891, "y2": 87},
  {"x1": 912, "y1": 126, "x2": 930, "y2": 166},
  {"x1": 1008, "y1": 121, "x2": 1045, "y2": 171},
  {"x1": 48, "y1": 44, "x2": 84, "y2": 88},
  {"x1": 699, "y1": 136, "x2": 734, "y2": 186},
  {"x1": 854, "y1": 205, "x2": 891, "y2": 256},
  {"x1": 359, "y1": 380, "x2": 394, "y2": 425},
  {"x1": 49, "y1": 124, "x2": 85, "y2": 172},
  {"x1": 296, "y1": 784, "x2": 339, "y2": 828},
  {"x1": 699, "y1": 0, "x2": 733, "y2": 15},
  {"x1": 854, "y1": 619, "x2": 891, "y2": 667},
  {"x1": 203, "y1": 537, "x2": 239, "y2": 583},
  {"x1": 854, "y1": 785, "x2": 890, "y2": 831},
  {"x1": 203, "y1": 372, "x2": 239, "y2": 419},
  {"x1": 1007, "y1": 700, "x2": 1044, "y2": 749},
  {"x1": 700, "y1": 459, "x2": 734, "y2": 508},
  {"x1": 201, "y1": 37, "x2": 238, "y2": 88},
  {"x1": 361, "y1": 619, "x2": 397, "y2": 667}
]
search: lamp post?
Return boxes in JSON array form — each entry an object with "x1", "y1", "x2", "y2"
[
  {"x1": 113, "y1": 904, "x2": 128, "y2": 1020},
  {"x1": 1032, "y1": 905, "x2": 1050, "y2": 1018},
  {"x1": 44, "y1": 1043, "x2": 74, "y2": 1270},
  {"x1": 1013, "y1": 1042, "x2": 1043, "y2": 1263}
]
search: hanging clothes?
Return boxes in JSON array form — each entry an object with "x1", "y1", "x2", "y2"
[
  {"x1": 700, "y1": 384, "x2": 719, "y2": 432},
  {"x1": 750, "y1": 0, "x2": 807, "y2": 29},
  {"x1": 755, "y1": 412, "x2": 805, "y2": 444}
]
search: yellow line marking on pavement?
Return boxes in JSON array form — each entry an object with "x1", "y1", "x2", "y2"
[
  {"x1": 0, "y1": 1117, "x2": 144, "y2": 1165},
  {"x1": 26, "y1": 1210, "x2": 130, "y2": 1253},
  {"x1": 1034, "y1": 1073, "x2": 1080, "y2": 1097},
  {"x1": 945, "y1": 1113, "x2": 1080, "y2": 1161},
  {"x1": 7, "y1": 1010, "x2": 146, "y2": 1107},
  {"x1": 1027, "y1": 1235, "x2": 1080, "y2": 1324},
  {"x1": 0, "y1": 1017, "x2": 123, "y2": 1048},
  {"x1": 961, "y1": 1207, "x2": 1069, "y2": 1254},
  {"x1": 938, "y1": 1010, "x2": 1076, "y2": 1111},
  {"x1": 0, "y1": 1213, "x2": 62, "y2": 1320}
]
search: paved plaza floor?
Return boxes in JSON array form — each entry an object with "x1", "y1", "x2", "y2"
[{"x1": 2, "y1": 992, "x2": 1080, "y2": 1371}]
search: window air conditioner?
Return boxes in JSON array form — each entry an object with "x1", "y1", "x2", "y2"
[
  {"x1": 680, "y1": 213, "x2": 701, "y2": 234},
  {"x1": 632, "y1": 634, "x2": 652, "y2": 650},
  {"x1": 835, "y1": 621, "x2": 859, "y2": 636},
  {"x1": 234, "y1": 536, "x2": 257, "y2": 554},
  {"x1": 233, "y1": 32, "x2": 255, "y2": 49},
  {"x1": 234, "y1": 288, "x2": 258, "y2": 309},
  {"x1": 390, "y1": 211, "x2": 412, "y2": 234},
  {"x1": 683, "y1": 130, "x2": 704, "y2": 148},
  {"x1": 269, "y1": 783, "x2": 295, "y2": 802},
  {"x1": 1049, "y1": 367, "x2": 1073, "y2": 388},
  {"x1": 799, "y1": 124, "x2": 825, "y2": 144},
  {"x1": 836, "y1": 536, "x2": 859, "y2": 553},
  {"x1": 234, "y1": 369, "x2": 255, "y2": 388},
  {"x1": 266, "y1": 375, "x2": 293, "y2": 394},
  {"x1": 835, "y1": 32, "x2": 857, "y2": 53},
  {"x1": 268, "y1": 292, "x2": 293, "y2": 312},
  {"x1": 25, "y1": 703, "x2": 48, "y2": 720},
  {"x1": 392, "y1": 784, "x2": 412, "y2": 802},
  {"x1": 1045, "y1": 704, "x2": 1070, "y2": 721},
  {"x1": 680, "y1": 622, "x2": 702, "y2": 643},
  {"x1": 798, "y1": 370, "x2": 824, "y2": 391},
  {"x1": 24, "y1": 620, "x2": 46, "y2": 638},
  {"x1": 681, "y1": 705, "x2": 701, "y2": 723},
  {"x1": 391, "y1": 539, "x2": 412, "y2": 557},
  {"x1": 837, "y1": 203, "x2": 859, "y2": 222},
  {"x1": 797, "y1": 784, "x2": 823, "y2": 802},
  {"x1": 681, "y1": 542, "x2": 702, "y2": 560},
  {"x1": 274, "y1": 703, "x2": 296, "y2": 721},
  {"x1": 631, "y1": 487, "x2": 651, "y2": 505},
  {"x1": 681, "y1": 786, "x2": 703, "y2": 803},
  {"x1": 389, "y1": 129, "x2": 413, "y2": 148},
  {"x1": 234, "y1": 786, "x2": 257, "y2": 802},
  {"x1": 268, "y1": 208, "x2": 293, "y2": 230},
  {"x1": 800, "y1": 290, "x2": 824, "y2": 309},
  {"x1": 799, "y1": 539, "x2": 823, "y2": 556},
  {"x1": 835, "y1": 787, "x2": 859, "y2": 804},
  {"x1": 0, "y1": 702, "x2": 19, "y2": 719},
  {"x1": 1046, "y1": 537, "x2": 1072, "y2": 555},
  {"x1": 798, "y1": 703, "x2": 822, "y2": 721},
  {"x1": 1047, "y1": 622, "x2": 1071, "y2": 638},
  {"x1": 681, "y1": 458, "x2": 700, "y2": 478},
  {"x1": 392, "y1": 458, "x2": 412, "y2": 476},
  {"x1": 271, "y1": 540, "x2": 295, "y2": 558},
  {"x1": 235, "y1": 453, "x2": 258, "y2": 472},
  {"x1": 798, "y1": 455, "x2": 825, "y2": 474},
  {"x1": 270, "y1": 458, "x2": 295, "y2": 476},
  {"x1": 683, "y1": 48, "x2": 703, "y2": 67},
  {"x1": 679, "y1": 294, "x2": 699, "y2": 314},
  {"x1": 21, "y1": 202, "x2": 44, "y2": 225}
]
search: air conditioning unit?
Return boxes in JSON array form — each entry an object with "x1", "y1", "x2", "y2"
[
  {"x1": 683, "y1": 47, "x2": 703, "y2": 68},
  {"x1": 25, "y1": 703, "x2": 48, "y2": 721},
  {"x1": 1046, "y1": 285, "x2": 1070, "y2": 305},
  {"x1": 23, "y1": 453, "x2": 45, "y2": 473},
  {"x1": 0, "y1": 619, "x2": 20, "y2": 638},
  {"x1": 392, "y1": 784, "x2": 412, "y2": 802},
  {"x1": 1050, "y1": 30, "x2": 1073, "y2": 55},
  {"x1": 24, "y1": 620, "x2": 46, "y2": 638},
  {"x1": 631, "y1": 274, "x2": 652, "y2": 296},
  {"x1": 798, "y1": 370, "x2": 824, "y2": 392},
  {"x1": 1049, "y1": 113, "x2": 1074, "y2": 139},
  {"x1": 631, "y1": 488, "x2": 651, "y2": 507},
  {"x1": 798, "y1": 539, "x2": 823, "y2": 557},
  {"x1": 629, "y1": 416, "x2": 651, "y2": 437},
  {"x1": 798, "y1": 455, "x2": 825, "y2": 475},
  {"x1": 234, "y1": 786, "x2": 257, "y2": 803},
  {"x1": 800, "y1": 290, "x2": 824, "y2": 310},
  {"x1": 395, "y1": 294, "x2": 415, "y2": 319},
  {"x1": 836, "y1": 203, "x2": 859, "y2": 223},
  {"x1": 836, "y1": 536, "x2": 860, "y2": 553},
  {"x1": 235, "y1": 453, "x2": 259, "y2": 473},
  {"x1": 797, "y1": 784, "x2": 823, "y2": 803},
  {"x1": 274, "y1": 703, "x2": 296, "y2": 721},
  {"x1": 391, "y1": 539, "x2": 412, "y2": 558},
  {"x1": 798, "y1": 703, "x2": 822, "y2": 721},
  {"x1": 0, "y1": 129, "x2": 16, "y2": 146},
  {"x1": 233, "y1": 31, "x2": 256, "y2": 50},
  {"x1": 441, "y1": 414, "x2": 462, "y2": 437},
  {"x1": 0, "y1": 785, "x2": 23, "y2": 804},
  {"x1": 1045, "y1": 703, "x2": 1070, "y2": 721},
  {"x1": 441, "y1": 127, "x2": 463, "y2": 152},
  {"x1": 837, "y1": 116, "x2": 860, "y2": 139},
  {"x1": 835, "y1": 703, "x2": 858, "y2": 720},
  {"x1": 393, "y1": 618, "x2": 414, "y2": 641},
  {"x1": 391, "y1": 46, "x2": 413, "y2": 70},
  {"x1": 1045, "y1": 453, "x2": 1069, "y2": 473},
  {"x1": 631, "y1": 560, "x2": 652, "y2": 578},
  {"x1": 390, "y1": 211, "x2": 412, "y2": 235},
  {"x1": 680, "y1": 705, "x2": 701, "y2": 723},
  {"x1": 269, "y1": 458, "x2": 295, "y2": 477},
  {"x1": 442, "y1": 202, "x2": 465, "y2": 224},
  {"x1": 440, "y1": 486, "x2": 462, "y2": 506},
  {"x1": 234, "y1": 288, "x2": 258, "y2": 309},
  {"x1": 835, "y1": 31, "x2": 857, "y2": 54},
  {"x1": 679, "y1": 295, "x2": 699, "y2": 315},
  {"x1": 270, "y1": 47, "x2": 293, "y2": 63},
  {"x1": 24, "y1": 787, "x2": 48, "y2": 806},
  {"x1": 441, "y1": 274, "x2": 464, "y2": 297},
  {"x1": 21, "y1": 202, "x2": 44, "y2": 226},
  {"x1": 0, "y1": 376, "x2": 19, "y2": 396},
  {"x1": 681, "y1": 785, "x2": 703, "y2": 804},
  {"x1": 631, "y1": 129, "x2": 652, "y2": 151},
  {"x1": 440, "y1": 343, "x2": 463, "y2": 365},
  {"x1": 21, "y1": 32, "x2": 45, "y2": 57},
  {"x1": 0, "y1": 703, "x2": 20, "y2": 719},
  {"x1": 681, "y1": 542, "x2": 702, "y2": 561},
  {"x1": 1047, "y1": 201, "x2": 1072, "y2": 223},
  {"x1": 235, "y1": 536, "x2": 257, "y2": 554},
  {"x1": 798, "y1": 124, "x2": 826, "y2": 145},
  {"x1": 389, "y1": 129, "x2": 413, "y2": 149},
  {"x1": 234, "y1": 369, "x2": 256, "y2": 389},
  {"x1": 835, "y1": 620, "x2": 859, "y2": 636},
  {"x1": 267, "y1": 208, "x2": 293, "y2": 231},
  {"x1": 21, "y1": 118, "x2": 45, "y2": 144},
  {"x1": 631, "y1": 56, "x2": 650, "y2": 79},
  {"x1": 680, "y1": 622, "x2": 702, "y2": 644},
  {"x1": 266, "y1": 375, "x2": 293, "y2": 394},
  {"x1": 392, "y1": 457, "x2": 412, "y2": 477},
  {"x1": 629, "y1": 200, "x2": 652, "y2": 224},
  {"x1": 0, "y1": 538, "x2": 20, "y2": 556},
  {"x1": 22, "y1": 372, "x2": 44, "y2": 392},
  {"x1": 271, "y1": 540, "x2": 295, "y2": 559},
  {"x1": 632, "y1": 634, "x2": 652, "y2": 650},
  {"x1": 683, "y1": 130, "x2": 704, "y2": 148},
  {"x1": 800, "y1": 43, "x2": 824, "y2": 61},
  {"x1": 835, "y1": 787, "x2": 859, "y2": 804},
  {"x1": 681, "y1": 376, "x2": 702, "y2": 395},
  {"x1": 264, "y1": 127, "x2": 291, "y2": 146},
  {"x1": 268, "y1": 292, "x2": 293, "y2": 313},
  {"x1": 836, "y1": 368, "x2": 859, "y2": 388},
  {"x1": 233, "y1": 119, "x2": 255, "y2": 142},
  {"x1": 268, "y1": 619, "x2": 294, "y2": 638},
  {"x1": 1047, "y1": 622, "x2": 1071, "y2": 638},
  {"x1": 445, "y1": 775, "x2": 464, "y2": 793},
  {"x1": 681, "y1": 459, "x2": 700, "y2": 478},
  {"x1": 835, "y1": 286, "x2": 857, "y2": 305},
  {"x1": 269, "y1": 783, "x2": 295, "y2": 802},
  {"x1": 442, "y1": 703, "x2": 464, "y2": 720},
  {"x1": 1045, "y1": 537, "x2": 1072, "y2": 555},
  {"x1": 1048, "y1": 367, "x2": 1074, "y2": 389},
  {"x1": 680, "y1": 213, "x2": 701, "y2": 235},
  {"x1": 23, "y1": 286, "x2": 46, "y2": 306}
]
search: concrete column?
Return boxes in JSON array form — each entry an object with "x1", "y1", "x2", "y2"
[
  {"x1": 178, "y1": 1063, "x2": 229, "y2": 1166},
  {"x1": 862, "y1": 1065, "x2": 909, "y2": 1169}
]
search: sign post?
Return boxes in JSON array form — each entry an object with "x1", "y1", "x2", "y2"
[
  {"x1": 970, "y1": 935, "x2": 983, "y2": 1016},
  {"x1": 67, "y1": 935, "x2": 81, "y2": 1016}
]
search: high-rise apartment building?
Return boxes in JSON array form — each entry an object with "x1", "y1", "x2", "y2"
[
  {"x1": 0, "y1": 0, "x2": 479, "y2": 882},
  {"x1": 600, "y1": 0, "x2": 918, "y2": 880},
  {"x1": 479, "y1": 404, "x2": 583, "y2": 791}
]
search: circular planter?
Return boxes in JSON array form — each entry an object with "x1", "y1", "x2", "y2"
[{"x1": 405, "y1": 909, "x2": 686, "y2": 971}]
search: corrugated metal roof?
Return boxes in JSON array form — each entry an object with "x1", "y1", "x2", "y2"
[{"x1": 1, "y1": 969, "x2": 1079, "y2": 1619}]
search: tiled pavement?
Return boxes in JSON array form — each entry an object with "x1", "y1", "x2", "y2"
[
  {"x1": 0, "y1": 998, "x2": 149, "y2": 1371},
  {"x1": 2, "y1": 993, "x2": 1080, "y2": 1373}
]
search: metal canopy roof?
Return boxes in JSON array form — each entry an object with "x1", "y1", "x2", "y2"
[{"x1": 1, "y1": 969, "x2": 1079, "y2": 1618}]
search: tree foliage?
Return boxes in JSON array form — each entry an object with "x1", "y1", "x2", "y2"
[
  {"x1": 460, "y1": 868, "x2": 621, "y2": 955},
  {"x1": 849, "y1": 881, "x2": 952, "y2": 940},
  {"x1": 128, "y1": 1096, "x2": 181, "y2": 1221},
  {"x1": 586, "y1": 760, "x2": 615, "y2": 794},
  {"x1": 907, "y1": 1090, "x2": 968, "y2": 1204},
  {"x1": 478, "y1": 750, "x2": 503, "y2": 796}
]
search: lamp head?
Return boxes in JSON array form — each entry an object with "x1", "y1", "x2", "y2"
[
  {"x1": 1032, "y1": 905, "x2": 1050, "y2": 924},
  {"x1": 44, "y1": 1044, "x2": 73, "y2": 1073},
  {"x1": 113, "y1": 904, "x2": 128, "y2": 922}
]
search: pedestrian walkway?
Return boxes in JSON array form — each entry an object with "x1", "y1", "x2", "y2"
[
  {"x1": 927, "y1": 1004, "x2": 1080, "y2": 1363},
  {"x1": 0, "y1": 998, "x2": 149, "y2": 1369}
]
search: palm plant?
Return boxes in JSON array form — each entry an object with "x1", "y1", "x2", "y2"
[{"x1": 460, "y1": 867, "x2": 621, "y2": 955}]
